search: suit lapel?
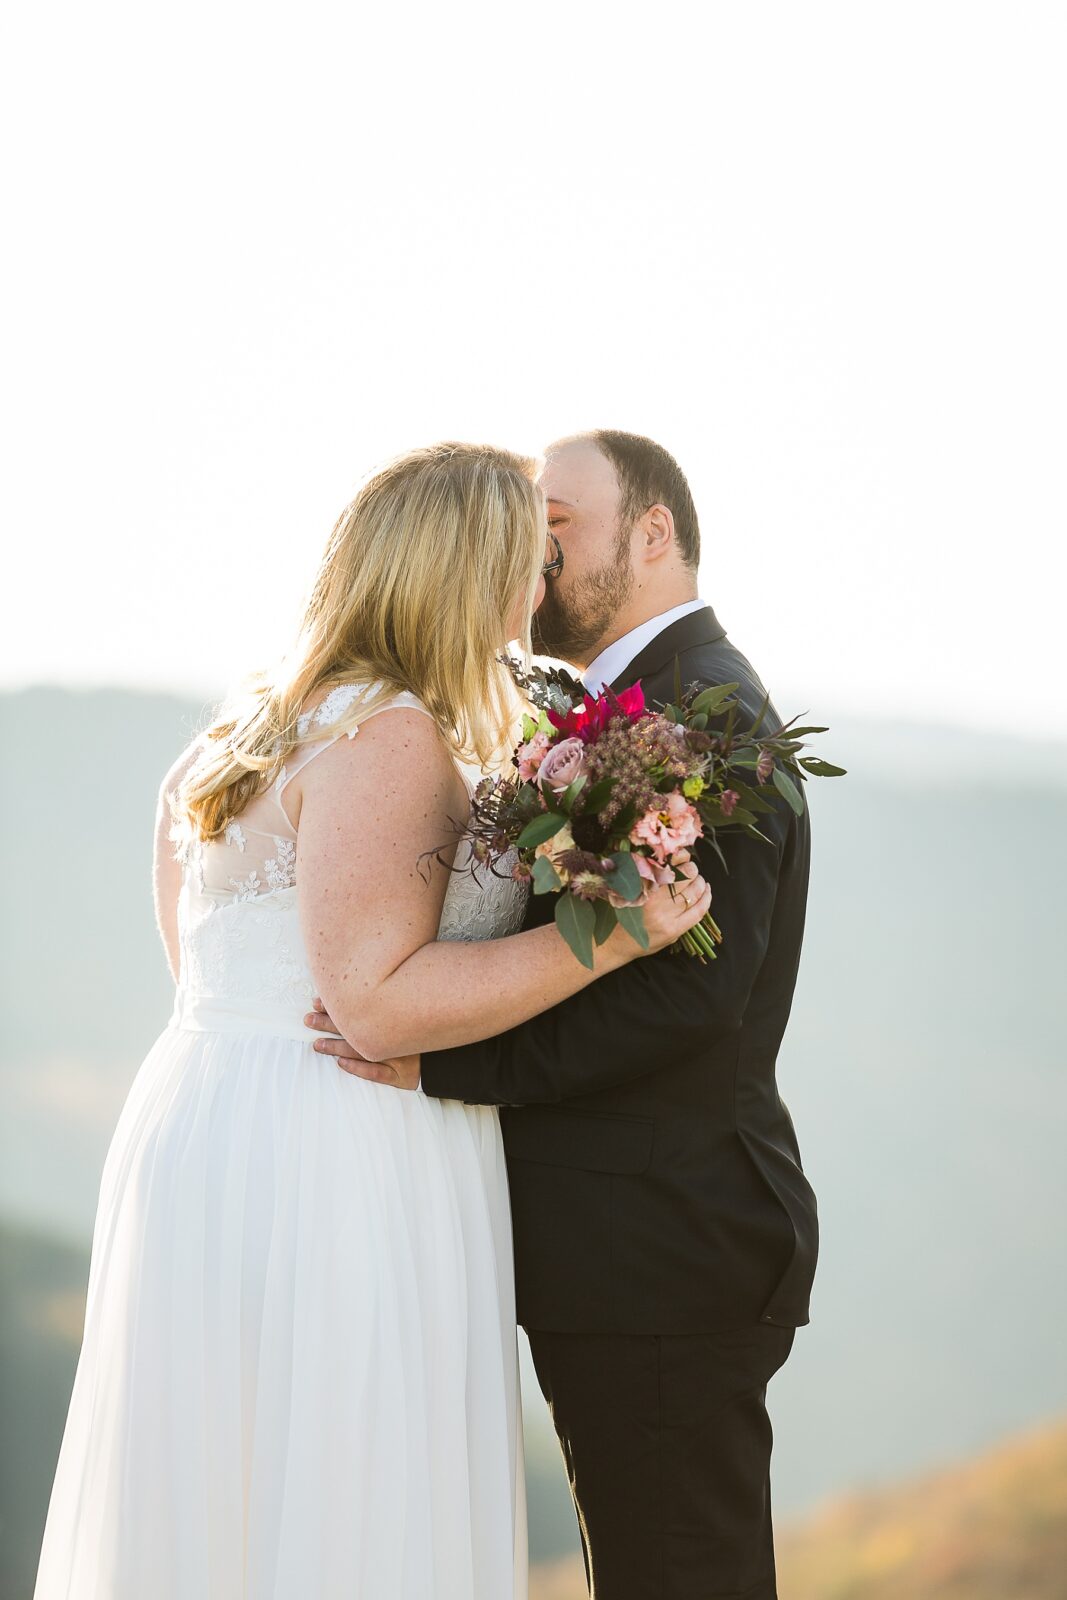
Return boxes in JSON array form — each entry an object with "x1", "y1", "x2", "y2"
[{"x1": 609, "y1": 606, "x2": 727, "y2": 693}]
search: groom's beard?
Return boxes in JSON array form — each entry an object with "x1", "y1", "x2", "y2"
[{"x1": 533, "y1": 531, "x2": 634, "y2": 666}]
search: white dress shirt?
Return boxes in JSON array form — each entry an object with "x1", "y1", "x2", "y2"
[{"x1": 582, "y1": 599, "x2": 709, "y2": 694}]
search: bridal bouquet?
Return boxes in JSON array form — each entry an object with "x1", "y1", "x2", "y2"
[{"x1": 440, "y1": 663, "x2": 844, "y2": 968}]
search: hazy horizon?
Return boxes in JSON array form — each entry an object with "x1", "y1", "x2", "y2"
[{"x1": 3, "y1": 5, "x2": 1065, "y2": 737}]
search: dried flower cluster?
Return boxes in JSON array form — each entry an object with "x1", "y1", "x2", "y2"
[
  {"x1": 425, "y1": 662, "x2": 844, "y2": 968},
  {"x1": 584, "y1": 714, "x2": 698, "y2": 825}
]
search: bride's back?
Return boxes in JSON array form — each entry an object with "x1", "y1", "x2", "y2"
[
  {"x1": 170, "y1": 685, "x2": 526, "y2": 1040},
  {"x1": 170, "y1": 686, "x2": 419, "y2": 1037}
]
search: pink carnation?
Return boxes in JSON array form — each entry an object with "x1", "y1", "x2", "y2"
[
  {"x1": 516, "y1": 730, "x2": 552, "y2": 781},
  {"x1": 634, "y1": 853, "x2": 676, "y2": 887},
  {"x1": 630, "y1": 791, "x2": 702, "y2": 862}
]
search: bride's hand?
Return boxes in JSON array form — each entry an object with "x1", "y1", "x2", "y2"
[
  {"x1": 305, "y1": 1001, "x2": 421, "y2": 1088},
  {"x1": 632, "y1": 851, "x2": 712, "y2": 956}
]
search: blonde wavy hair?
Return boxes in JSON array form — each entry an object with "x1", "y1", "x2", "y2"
[{"x1": 178, "y1": 442, "x2": 545, "y2": 840}]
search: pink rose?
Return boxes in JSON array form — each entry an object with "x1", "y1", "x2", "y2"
[
  {"x1": 538, "y1": 736, "x2": 587, "y2": 794},
  {"x1": 516, "y1": 730, "x2": 551, "y2": 781},
  {"x1": 630, "y1": 792, "x2": 702, "y2": 862}
]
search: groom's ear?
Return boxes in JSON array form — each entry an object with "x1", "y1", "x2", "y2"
[{"x1": 637, "y1": 503, "x2": 676, "y2": 563}]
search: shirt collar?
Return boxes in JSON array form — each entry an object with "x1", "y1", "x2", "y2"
[{"x1": 582, "y1": 599, "x2": 709, "y2": 695}]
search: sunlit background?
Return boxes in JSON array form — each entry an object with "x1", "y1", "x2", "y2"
[{"x1": 2, "y1": 3, "x2": 1066, "y2": 1597}]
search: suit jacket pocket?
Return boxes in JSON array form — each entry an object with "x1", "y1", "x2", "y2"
[{"x1": 503, "y1": 1105, "x2": 654, "y2": 1175}]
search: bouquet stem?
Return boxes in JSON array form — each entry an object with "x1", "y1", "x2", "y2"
[{"x1": 677, "y1": 910, "x2": 723, "y2": 963}]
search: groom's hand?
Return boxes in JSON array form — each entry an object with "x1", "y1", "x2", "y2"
[{"x1": 303, "y1": 999, "x2": 421, "y2": 1090}]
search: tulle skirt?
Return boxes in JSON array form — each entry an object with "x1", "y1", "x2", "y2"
[{"x1": 34, "y1": 1021, "x2": 527, "y2": 1599}]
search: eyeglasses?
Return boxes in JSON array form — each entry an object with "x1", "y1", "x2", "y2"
[{"x1": 542, "y1": 532, "x2": 565, "y2": 581}]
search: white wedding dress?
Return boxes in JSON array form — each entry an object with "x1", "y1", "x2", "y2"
[{"x1": 34, "y1": 687, "x2": 529, "y2": 1600}]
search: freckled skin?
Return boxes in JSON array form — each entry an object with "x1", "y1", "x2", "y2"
[{"x1": 286, "y1": 704, "x2": 709, "y2": 1074}]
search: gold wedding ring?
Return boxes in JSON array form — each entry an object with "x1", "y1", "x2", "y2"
[{"x1": 681, "y1": 890, "x2": 692, "y2": 910}]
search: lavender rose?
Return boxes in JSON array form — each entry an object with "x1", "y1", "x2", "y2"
[{"x1": 538, "y1": 736, "x2": 587, "y2": 794}]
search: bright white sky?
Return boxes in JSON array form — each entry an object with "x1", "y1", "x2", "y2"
[{"x1": 2, "y1": 2, "x2": 1064, "y2": 735}]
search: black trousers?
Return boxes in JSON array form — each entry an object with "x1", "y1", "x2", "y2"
[{"x1": 527, "y1": 1323, "x2": 796, "y2": 1600}]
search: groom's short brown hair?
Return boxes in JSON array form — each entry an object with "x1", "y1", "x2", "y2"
[{"x1": 560, "y1": 430, "x2": 701, "y2": 571}]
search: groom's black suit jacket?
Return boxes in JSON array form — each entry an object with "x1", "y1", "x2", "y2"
[{"x1": 421, "y1": 607, "x2": 818, "y2": 1333}]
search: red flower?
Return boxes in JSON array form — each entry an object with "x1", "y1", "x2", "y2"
[
  {"x1": 720, "y1": 788, "x2": 741, "y2": 817},
  {"x1": 547, "y1": 681, "x2": 647, "y2": 744}
]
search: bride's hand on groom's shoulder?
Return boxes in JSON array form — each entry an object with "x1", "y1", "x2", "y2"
[{"x1": 304, "y1": 1000, "x2": 421, "y2": 1089}]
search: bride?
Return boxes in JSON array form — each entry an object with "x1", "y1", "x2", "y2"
[{"x1": 33, "y1": 442, "x2": 711, "y2": 1600}]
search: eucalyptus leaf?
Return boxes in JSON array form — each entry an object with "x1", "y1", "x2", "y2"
[
  {"x1": 540, "y1": 780, "x2": 564, "y2": 814},
  {"x1": 691, "y1": 682, "x2": 739, "y2": 715},
  {"x1": 734, "y1": 785, "x2": 775, "y2": 814},
  {"x1": 531, "y1": 855, "x2": 563, "y2": 894},
  {"x1": 517, "y1": 812, "x2": 568, "y2": 849},
  {"x1": 555, "y1": 893, "x2": 597, "y2": 970},
  {"x1": 582, "y1": 777, "x2": 616, "y2": 815},
  {"x1": 771, "y1": 766, "x2": 805, "y2": 815},
  {"x1": 592, "y1": 898, "x2": 617, "y2": 946},
  {"x1": 799, "y1": 757, "x2": 847, "y2": 777},
  {"x1": 615, "y1": 904, "x2": 650, "y2": 950},
  {"x1": 561, "y1": 775, "x2": 588, "y2": 811},
  {"x1": 612, "y1": 803, "x2": 638, "y2": 835},
  {"x1": 609, "y1": 851, "x2": 644, "y2": 903}
]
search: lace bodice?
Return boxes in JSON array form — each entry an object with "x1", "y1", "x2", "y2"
[{"x1": 170, "y1": 687, "x2": 528, "y2": 1032}]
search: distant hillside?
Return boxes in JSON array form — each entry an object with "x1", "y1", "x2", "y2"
[
  {"x1": 0, "y1": 1223, "x2": 87, "y2": 1599},
  {"x1": 776, "y1": 1417, "x2": 1067, "y2": 1600},
  {"x1": 530, "y1": 1418, "x2": 1067, "y2": 1600},
  {"x1": 3, "y1": 684, "x2": 1067, "y2": 1566}
]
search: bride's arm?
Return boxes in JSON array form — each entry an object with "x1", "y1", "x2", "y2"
[
  {"x1": 153, "y1": 741, "x2": 202, "y2": 983},
  {"x1": 292, "y1": 709, "x2": 709, "y2": 1062}
]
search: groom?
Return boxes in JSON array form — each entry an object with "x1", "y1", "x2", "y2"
[{"x1": 313, "y1": 431, "x2": 817, "y2": 1599}]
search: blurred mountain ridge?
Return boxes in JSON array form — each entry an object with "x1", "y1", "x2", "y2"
[
  {"x1": 530, "y1": 1415, "x2": 1067, "y2": 1600},
  {"x1": 2, "y1": 684, "x2": 1065, "y2": 1586}
]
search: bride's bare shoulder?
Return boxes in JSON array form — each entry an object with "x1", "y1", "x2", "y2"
[
  {"x1": 291, "y1": 700, "x2": 463, "y2": 815},
  {"x1": 159, "y1": 735, "x2": 206, "y2": 805}
]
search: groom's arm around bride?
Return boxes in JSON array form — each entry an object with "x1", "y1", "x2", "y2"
[
  {"x1": 422, "y1": 597, "x2": 817, "y2": 1341},
  {"x1": 316, "y1": 432, "x2": 817, "y2": 1600},
  {"x1": 432, "y1": 438, "x2": 815, "y2": 1600},
  {"x1": 423, "y1": 596, "x2": 816, "y2": 1600}
]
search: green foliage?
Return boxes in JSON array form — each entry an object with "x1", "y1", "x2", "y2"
[
  {"x1": 560, "y1": 775, "x2": 587, "y2": 811},
  {"x1": 691, "y1": 682, "x2": 739, "y2": 715},
  {"x1": 517, "y1": 812, "x2": 567, "y2": 849},
  {"x1": 615, "y1": 904, "x2": 650, "y2": 949},
  {"x1": 581, "y1": 777, "x2": 616, "y2": 815},
  {"x1": 772, "y1": 765, "x2": 806, "y2": 815},
  {"x1": 607, "y1": 851, "x2": 643, "y2": 903},
  {"x1": 592, "y1": 898, "x2": 617, "y2": 946},
  {"x1": 531, "y1": 855, "x2": 562, "y2": 894},
  {"x1": 800, "y1": 756, "x2": 848, "y2": 777},
  {"x1": 554, "y1": 893, "x2": 596, "y2": 969}
]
